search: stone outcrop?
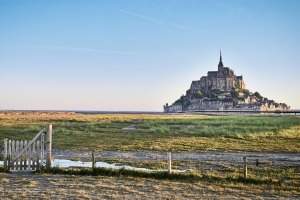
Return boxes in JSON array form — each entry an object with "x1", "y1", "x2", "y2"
[{"x1": 164, "y1": 52, "x2": 289, "y2": 113}]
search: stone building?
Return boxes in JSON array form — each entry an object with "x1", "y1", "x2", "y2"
[
  {"x1": 190, "y1": 51, "x2": 246, "y2": 94},
  {"x1": 163, "y1": 51, "x2": 289, "y2": 113}
]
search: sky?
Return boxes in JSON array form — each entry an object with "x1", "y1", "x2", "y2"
[{"x1": 0, "y1": 0, "x2": 300, "y2": 111}]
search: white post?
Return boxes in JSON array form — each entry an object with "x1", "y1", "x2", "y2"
[
  {"x1": 168, "y1": 152, "x2": 172, "y2": 174},
  {"x1": 92, "y1": 151, "x2": 96, "y2": 170},
  {"x1": 46, "y1": 124, "x2": 52, "y2": 172},
  {"x1": 243, "y1": 156, "x2": 247, "y2": 178}
]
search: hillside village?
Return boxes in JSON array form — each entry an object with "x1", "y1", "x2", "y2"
[{"x1": 164, "y1": 52, "x2": 290, "y2": 113}]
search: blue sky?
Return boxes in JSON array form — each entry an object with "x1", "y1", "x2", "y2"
[{"x1": 0, "y1": 0, "x2": 299, "y2": 111}]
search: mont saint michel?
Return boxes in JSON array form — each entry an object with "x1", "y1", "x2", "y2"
[{"x1": 164, "y1": 52, "x2": 290, "y2": 113}]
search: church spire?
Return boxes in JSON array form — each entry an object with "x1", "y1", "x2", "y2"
[{"x1": 218, "y1": 50, "x2": 224, "y2": 70}]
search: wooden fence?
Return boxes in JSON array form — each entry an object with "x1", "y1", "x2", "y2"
[{"x1": 3, "y1": 124, "x2": 52, "y2": 172}]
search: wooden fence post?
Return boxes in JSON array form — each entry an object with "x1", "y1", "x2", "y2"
[
  {"x1": 92, "y1": 151, "x2": 96, "y2": 170},
  {"x1": 168, "y1": 152, "x2": 172, "y2": 174},
  {"x1": 243, "y1": 156, "x2": 247, "y2": 178},
  {"x1": 46, "y1": 124, "x2": 52, "y2": 172}
]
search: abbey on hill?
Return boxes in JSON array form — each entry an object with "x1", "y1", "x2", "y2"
[{"x1": 164, "y1": 52, "x2": 289, "y2": 113}]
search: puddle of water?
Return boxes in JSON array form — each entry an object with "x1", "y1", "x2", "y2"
[
  {"x1": 0, "y1": 159, "x2": 186, "y2": 173},
  {"x1": 52, "y1": 159, "x2": 151, "y2": 171},
  {"x1": 122, "y1": 126, "x2": 136, "y2": 130}
]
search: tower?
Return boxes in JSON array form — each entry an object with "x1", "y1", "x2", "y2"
[{"x1": 218, "y1": 50, "x2": 224, "y2": 71}]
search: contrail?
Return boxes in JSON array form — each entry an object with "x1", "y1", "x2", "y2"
[
  {"x1": 169, "y1": 23, "x2": 193, "y2": 30},
  {"x1": 119, "y1": 9, "x2": 192, "y2": 30},
  {"x1": 119, "y1": 9, "x2": 161, "y2": 24},
  {"x1": 30, "y1": 45, "x2": 142, "y2": 55}
]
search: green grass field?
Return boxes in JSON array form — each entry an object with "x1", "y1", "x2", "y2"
[{"x1": 0, "y1": 112, "x2": 299, "y2": 152}]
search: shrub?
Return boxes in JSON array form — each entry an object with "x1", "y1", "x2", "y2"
[
  {"x1": 230, "y1": 90, "x2": 239, "y2": 98},
  {"x1": 193, "y1": 92, "x2": 203, "y2": 99},
  {"x1": 254, "y1": 92, "x2": 263, "y2": 99}
]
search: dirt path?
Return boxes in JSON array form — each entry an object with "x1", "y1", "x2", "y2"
[{"x1": 0, "y1": 172, "x2": 298, "y2": 199}]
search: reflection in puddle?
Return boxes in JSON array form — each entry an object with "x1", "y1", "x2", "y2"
[
  {"x1": 0, "y1": 159, "x2": 186, "y2": 172},
  {"x1": 52, "y1": 159, "x2": 151, "y2": 171}
]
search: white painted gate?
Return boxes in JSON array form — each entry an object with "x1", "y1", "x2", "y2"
[{"x1": 3, "y1": 125, "x2": 52, "y2": 172}]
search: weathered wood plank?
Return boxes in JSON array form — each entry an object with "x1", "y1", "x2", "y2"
[
  {"x1": 46, "y1": 124, "x2": 52, "y2": 172},
  {"x1": 28, "y1": 140, "x2": 32, "y2": 170},
  {"x1": 16, "y1": 140, "x2": 19, "y2": 170},
  {"x1": 11, "y1": 140, "x2": 15, "y2": 170},
  {"x1": 36, "y1": 140, "x2": 40, "y2": 170},
  {"x1": 4, "y1": 139, "x2": 8, "y2": 171},
  {"x1": 8, "y1": 140, "x2": 11, "y2": 171},
  {"x1": 19, "y1": 141, "x2": 24, "y2": 170},
  {"x1": 24, "y1": 140, "x2": 27, "y2": 170},
  {"x1": 41, "y1": 132, "x2": 45, "y2": 166},
  {"x1": 32, "y1": 141, "x2": 36, "y2": 170}
]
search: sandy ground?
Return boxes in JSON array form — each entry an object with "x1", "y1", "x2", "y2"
[{"x1": 1, "y1": 171, "x2": 299, "y2": 200}]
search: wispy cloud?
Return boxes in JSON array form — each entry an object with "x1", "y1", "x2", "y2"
[
  {"x1": 30, "y1": 45, "x2": 142, "y2": 55},
  {"x1": 119, "y1": 9, "x2": 193, "y2": 30}
]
